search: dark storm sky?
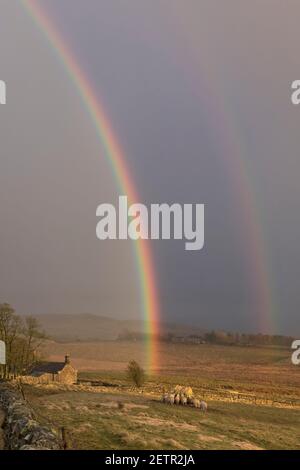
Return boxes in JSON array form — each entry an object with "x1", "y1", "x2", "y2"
[{"x1": 0, "y1": 0, "x2": 299, "y2": 335}]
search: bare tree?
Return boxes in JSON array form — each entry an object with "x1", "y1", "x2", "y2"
[
  {"x1": 0, "y1": 303, "x2": 22, "y2": 378},
  {"x1": 23, "y1": 316, "x2": 47, "y2": 370},
  {"x1": 0, "y1": 303, "x2": 46, "y2": 378}
]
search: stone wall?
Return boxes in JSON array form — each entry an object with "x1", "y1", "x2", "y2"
[
  {"x1": 0, "y1": 383, "x2": 61, "y2": 450},
  {"x1": 0, "y1": 408, "x2": 5, "y2": 449},
  {"x1": 19, "y1": 374, "x2": 53, "y2": 385}
]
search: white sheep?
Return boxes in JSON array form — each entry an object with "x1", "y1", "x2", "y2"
[
  {"x1": 200, "y1": 401, "x2": 208, "y2": 412},
  {"x1": 180, "y1": 394, "x2": 187, "y2": 406},
  {"x1": 174, "y1": 385, "x2": 183, "y2": 395},
  {"x1": 183, "y1": 387, "x2": 193, "y2": 400},
  {"x1": 187, "y1": 396, "x2": 194, "y2": 405},
  {"x1": 168, "y1": 393, "x2": 175, "y2": 405},
  {"x1": 192, "y1": 398, "x2": 200, "y2": 408},
  {"x1": 174, "y1": 394, "x2": 180, "y2": 405}
]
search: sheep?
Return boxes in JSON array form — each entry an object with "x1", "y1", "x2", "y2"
[
  {"x1": 192, "y1": 398, "x2": 200, "y2": 408},
  {"x1": 183, "y1": 387, "x2": 193, "y2": 399},
  {"x1": 167, "y1": 393, "x2": 175, "y2": 405},
  {"x1": 162, "y1": 393, "x2": 168, "y2": 403},
  {"x1": 162, "y1": 386, "x2": 200, "y2": 408},
  {"x1": 200, "y1": 401, "x2": 208, "y2": 412},
  {"x1": 174, "y1": 385, "x2": 183, "y2": 395},
  {"x1": 174, "y1": 394, "x2": 180, "y2": 405},
  {"x1": 180, "y1": 394, "x2": 187, "y2": 406}
]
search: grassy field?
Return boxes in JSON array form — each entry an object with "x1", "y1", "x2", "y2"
[
  {"x1": 42, "y1": 341, "x2": 300, "y2": 403},
  {"x1": 23, "y1": 382, "x2": 300, "y2": 450},
  {"x1": 23, "y1": 341, "x2": 300, "y2": 450}
]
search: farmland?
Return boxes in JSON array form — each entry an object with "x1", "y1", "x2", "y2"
[{"x1": 20, "y1": 341, "x2": 300, "y2": 450}]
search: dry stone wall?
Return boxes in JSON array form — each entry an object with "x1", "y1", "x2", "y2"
[
  {"x1": 0, "y1": 383, "x2": 61, "y2": 450},
  {"x1": 0, "y1": 408, "x2": 5, "y2": 449}
]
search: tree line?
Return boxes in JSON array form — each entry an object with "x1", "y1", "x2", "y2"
[
  {"x1": 118, "y1": 329, "x2": 294, "y2": 347},
  {"x1": 203, "y1": 330, "x2": 294, "y2": 347},
  {"x1": 0, "y1": 303, "x2": 46, "y2": 379}
]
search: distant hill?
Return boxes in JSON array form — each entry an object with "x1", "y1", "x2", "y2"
[{"x1": 30, "y1": 313, "x2": 205, "y2": 342}]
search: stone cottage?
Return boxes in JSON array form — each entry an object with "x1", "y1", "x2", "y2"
[{"x1": 29, "y1": 355, "x2": 77, "y2": 385}]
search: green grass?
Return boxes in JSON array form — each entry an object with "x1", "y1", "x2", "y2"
[
  {"x1": 23, "y1": 385, "x2": 300, "y2": 450},
  {"x1": 22, "y1": 343, "x2": 300, "y2": 450}
]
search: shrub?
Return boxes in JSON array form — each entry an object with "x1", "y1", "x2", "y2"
[{"x1": 126, "y1": 360, "x2": 146, "y2": 388}]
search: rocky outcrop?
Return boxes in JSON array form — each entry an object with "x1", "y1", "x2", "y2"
[{"x1": 0, "y1": 383, "x2": 61, "y2": 450}]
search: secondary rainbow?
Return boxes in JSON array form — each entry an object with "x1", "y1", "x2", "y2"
[
  {"x1": 162, "y1": 4, "x2": 275, "y2": 333},
  {"x1": 21, "y1": 0, "x2": 160, "y2": 371}
]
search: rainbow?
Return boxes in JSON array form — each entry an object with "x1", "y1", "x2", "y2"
[
  {"x1": 162, "y1": 4, "x2": 275, "y2": 333},
  {"x1": 21, "y1": 0, "x2": 160, "y2": 371},
  {"x1": 20, "y1": 0, "x2": 276, "y2": 358}
]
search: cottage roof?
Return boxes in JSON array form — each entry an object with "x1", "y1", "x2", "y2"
[{"x1": 30, "y1": 362, "x2": 66, "y2": 375}]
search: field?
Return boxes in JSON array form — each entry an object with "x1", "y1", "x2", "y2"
[{"x1": 22, "y1": 341, "x2": 300, "y2": 450}]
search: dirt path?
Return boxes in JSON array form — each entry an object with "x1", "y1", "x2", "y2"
[{"x1": 0, "y1": 409, "x2": 5, "y2": 449}]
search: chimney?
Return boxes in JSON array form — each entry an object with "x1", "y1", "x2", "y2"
[{"x1": 65, "y1": 354, "x2": 70, "y2": 364}]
